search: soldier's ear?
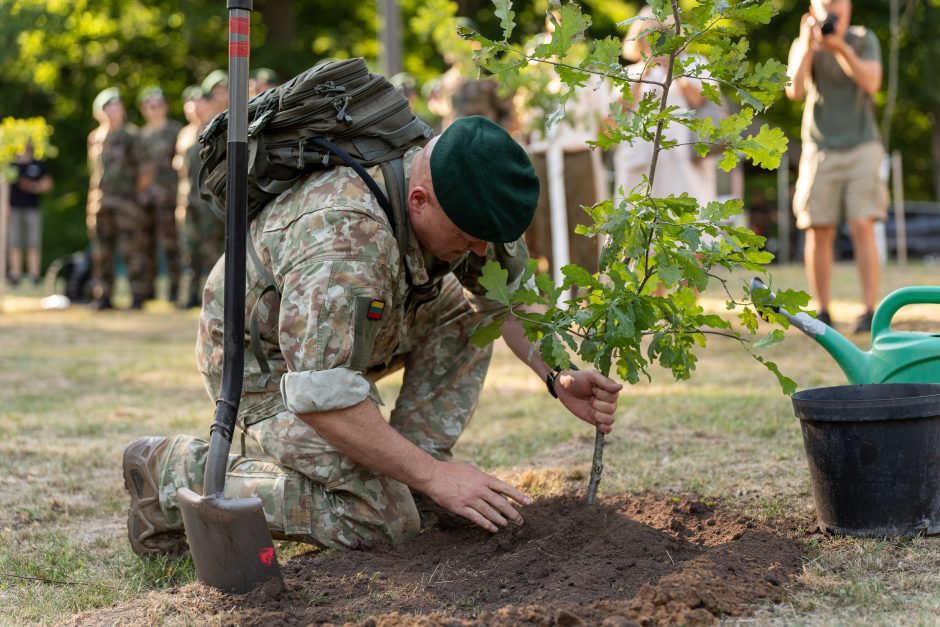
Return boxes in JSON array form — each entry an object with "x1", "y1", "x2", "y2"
[{"x1": 408, "y1": 186, "x2": 431, "y2": 215}]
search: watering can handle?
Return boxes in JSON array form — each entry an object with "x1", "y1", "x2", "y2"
[{"x1": 871, "y1": 286, "x2": 940, "y2": 339}]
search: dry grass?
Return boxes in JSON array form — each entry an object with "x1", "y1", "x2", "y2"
[{"x1": 1, "y1": 262, "x2": 939, "y2": 625}]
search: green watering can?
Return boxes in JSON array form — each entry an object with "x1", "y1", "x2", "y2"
[{"x1": 752, "y1": 279, "x2": 940, "y2": 385}]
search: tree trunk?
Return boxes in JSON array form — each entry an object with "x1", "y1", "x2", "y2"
[
  {"x1": 258, "y1": 0, "x2": 297, "y2": 45},
  {"x1": 933, "y1": 111, "x2": 940, "y2": 202}
]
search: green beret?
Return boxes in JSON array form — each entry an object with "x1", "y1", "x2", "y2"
[
  {"x1": 250, "y1": 68, "x2": 279, "y2": 85},
  {"x1": 182, "y1": 85, "x2": 204, "y2": 103},
  {"x1": 137, "y1": 85, "x2": 165, "y2": 105},
  {"x1": 430, "y1": 116, "x2": 539, "y2": 243},
  {"x1": 92, "y1": 87, "x2": 121, "y2": 115},
  {"x1": 201, "y1": 69, "x2": 229, "y2": 95}
]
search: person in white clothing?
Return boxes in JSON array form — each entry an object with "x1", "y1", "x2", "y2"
[{"x1": 614, "y1": 6, "x2": 717, "y2": 205}]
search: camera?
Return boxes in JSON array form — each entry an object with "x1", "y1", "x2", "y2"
[{"x1": 820, "y1": 14, "x2": 838, "y2": 36}]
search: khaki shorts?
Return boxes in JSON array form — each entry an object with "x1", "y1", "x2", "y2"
[
  {"x1": 8, "y1": 207, "x2": 42, "y2": 250},
  {"x1": 793, "y1": 140, "x2": 889, "y2": 229}
]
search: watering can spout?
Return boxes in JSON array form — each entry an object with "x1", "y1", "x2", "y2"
[
  {"x1": 750, "y1": 278, "x2": 871, "y2": 384},
  {"x1": 784, "y1": 312, "x2": 871, "y2": 384}
]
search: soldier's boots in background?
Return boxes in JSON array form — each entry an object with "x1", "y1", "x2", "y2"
[
  {"x1": 123, "y1": 436, "x2": 189, "y2": 557},
  {"x1": 88, "y1": 294, "x2": 113, "y2": 311}
]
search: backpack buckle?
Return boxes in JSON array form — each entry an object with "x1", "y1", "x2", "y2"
[
  {"x1": 295, "y1": 138, "x2": 306, "y2": 169},
  {"x1": 248, "y1": 110, "x2": 275, "y2": 138}
]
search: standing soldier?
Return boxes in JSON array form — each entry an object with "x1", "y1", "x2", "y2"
[
  {"x1": 175, "y1": 86, "x2": 224, "y2": 308},
  {"x1": 86, "y1": 88, "x2": 152, "y2": 310},
  {"x1": 248, "y1": 68, "x2": 279, "y2": 98},
  {"x1": 201, "y1": 70, "x2": 229, "y2": 118},
  {"x1": 138, "y1": 86, "x2": 183, "y2": 304}
]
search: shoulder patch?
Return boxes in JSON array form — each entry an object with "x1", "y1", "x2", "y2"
[
  {"x1": 503, "y1": 240, "x2": 518, "y2": 257},
  {"x1": 366, "y1": 299, "x2": 386, "y2": 320}
]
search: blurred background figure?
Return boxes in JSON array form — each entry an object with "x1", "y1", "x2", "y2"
[
  {"x1": 137, "y1": 86, "x2": 182, "y2": 305},
  {"x1": 174, "y1": 86, "x2": 223, "y2": 309},
  {"x1": 518, "y1": 11, "x2": 610, "y2": 276},
  {"x1": 249, "y1": 68, "x2": 280, "y2": 98},
  {"x1": 201, "y1": 70, "x2": 229, "y2": 118},
  {"x1": 85, "y1": 88, "x2": 153, "y2": 310},
  {"x1": 6, "y1": 142, "x2": 52, "y2": 286},
  {"x1": 390, "y1": 72, "x2": 420, "y2": 110},
  {"x1": 787, "y1": 0, "x2": 886, "y2": 333},
  {"x1": 424, "y1": 18, "x2": 516, "y2": 134},
  {"x1": 615, "y1": 5, "x2": 717, "y2": 206}
]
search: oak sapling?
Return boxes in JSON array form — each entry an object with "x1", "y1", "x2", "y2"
[{"x1": 466, "y1": 0, "x2": 811, "y2": 502}]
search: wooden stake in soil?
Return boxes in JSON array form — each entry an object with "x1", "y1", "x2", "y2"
[{"x1": 586, "y1": 428, "x2": 604, "y2": 504}]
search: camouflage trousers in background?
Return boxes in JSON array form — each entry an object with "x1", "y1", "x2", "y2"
[
  {"x1": 142, "y1": 189, "x2": 181, "y2": 297},
  {"x1": 157, "y1": 276, "x2": 493, "y2": 549},
  {"x1": 179, "y1": 199, "x2": 224, "y2": 304},
  {"x1": 88, "y1": 201, "x2": 151, "y2": 300}
]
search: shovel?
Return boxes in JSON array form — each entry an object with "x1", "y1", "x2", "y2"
[{"x1": 176, "y1": 0, "x2": 283, "y2": 594}]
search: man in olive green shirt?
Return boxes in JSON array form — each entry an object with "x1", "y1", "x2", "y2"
[{"x1": 786, "y1": 0, "x2": 887, "y2": 333}]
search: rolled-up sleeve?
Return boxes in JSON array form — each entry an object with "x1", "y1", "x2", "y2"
[
  {"x1": 272, "y1": 207, "x2": 397, "y2": 414},
  {"x1": 280, "y1": 367, "x2": 371, "y2": 413}
]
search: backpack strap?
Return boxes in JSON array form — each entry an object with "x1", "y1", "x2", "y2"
[
  {"x1": 309, "y1": 137, "x2": 396, "y2": 230},
  {"x1": 247, "y1": 234, "x2": 281, "y2": 389}
]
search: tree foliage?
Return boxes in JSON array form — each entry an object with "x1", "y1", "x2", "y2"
[
  {"x1": 465, "y1": 0, "x2": 813, "y2": 499},
  {"x1": 468, "y1": 0, "x2": 808, "y2": 400}
]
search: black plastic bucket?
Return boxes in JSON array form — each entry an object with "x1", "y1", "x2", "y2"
[{"x1": 792, "y1": 383, "x2": 940, "y2": 537}]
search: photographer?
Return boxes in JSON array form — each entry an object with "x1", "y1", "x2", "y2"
[{"x1": 786, "y1": 0, "x2": 886, "y2": 333}]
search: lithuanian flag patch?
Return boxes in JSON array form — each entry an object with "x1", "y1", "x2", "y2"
[{"x1": 366, "y1": 299, "x2": 386, "y2": 320}]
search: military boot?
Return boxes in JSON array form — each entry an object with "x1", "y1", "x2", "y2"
[{"x1": 123, "y1": 436, "x2": 188, "y2": 557}]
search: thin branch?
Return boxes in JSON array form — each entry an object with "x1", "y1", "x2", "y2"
[
  {"x1": 490, "y1": 41, "x2": 666, "y2": 88},
  {"x1": 641, "y1": 328, "x2": 748, "y2": 343}
]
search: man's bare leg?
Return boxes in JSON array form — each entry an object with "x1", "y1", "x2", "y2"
[
  {"x1": 847, "y1": 217, "x2": 880, "y2": 312},
  {"x1": 804, "y1": 225, "x2": 836, "y2": 314}
]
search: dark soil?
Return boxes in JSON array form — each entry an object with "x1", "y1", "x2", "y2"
[{"x1": 69, "y1": 493, "x2": 803, "y2": 626}]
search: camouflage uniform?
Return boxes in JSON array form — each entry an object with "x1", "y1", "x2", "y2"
[
  {"x1": 155, "y1": 147, "x2": 529, "y2": 549},
  {"x1": 86, "y1": 124, "x2": 151, "y2": 300},
  {"x1": 176, "y1": 135, "x2": 224, "y2": 305},
  {"x1": 140, "y1": 120, "x2": 183, "y2": 297}
]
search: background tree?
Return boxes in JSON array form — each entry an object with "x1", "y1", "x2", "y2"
[{"x1": 0, "y1": 0, "x2": 929, "y2": 273}]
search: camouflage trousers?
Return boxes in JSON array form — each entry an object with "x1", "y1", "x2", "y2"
[
  {"x1": 88, "y1": 200, "x2": 151, "y2": 300},
  {"x1": 142, "y1": 189, "x2": 181, "y2": 295},
  {"x1": 179, "y1": 199, "x2": 224, "y2": 304},
  {"x1": 157, "y1": 276, "x2": 493, "y2": 549}
]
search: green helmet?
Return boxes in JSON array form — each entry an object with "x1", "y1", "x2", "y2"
[
  {"x1": 201, "y1": 69, "x2": 229, "y2": 96},
  {"x1": 92, "y1": 87, "x2": 121, "y2": 114},
  {"x1": 137, "y1": 85, "x2": 165, "y2": 106}
]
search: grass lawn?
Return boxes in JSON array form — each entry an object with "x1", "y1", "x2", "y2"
[{"x1": 1, "y1": 262, "x2": 939, "y2": 625}]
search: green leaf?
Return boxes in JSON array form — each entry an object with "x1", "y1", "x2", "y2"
[
  {"x1": 757, "y1": 356, "x2": 797, "y2": 395},
  {"x1": 754, "y1": 329, "x2": 785, "y2": 349},
  {"x1": 493, "y1": 0, "x2": 516, "y2": 41},
  {"x1": 540, "y1": 3, "x2": 591, "y2": 59},
  {"x1": 470, "y1": 315, "x2": 506, "y2": 347},
  {"x1": 478, "y1": 260, "x2": 511, "y2": 306}
]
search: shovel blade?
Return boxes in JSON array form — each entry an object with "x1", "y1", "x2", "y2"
[{"x1": 177, "y1": 487, "x2": 284, "y2": 594}]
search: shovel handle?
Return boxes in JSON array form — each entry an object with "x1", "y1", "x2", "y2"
[
  {"x1": 205, "y1": 0, "x2": 252, "y2": 497},
  {"x1": 871, "y1": 286, "x2": 940, "y2": 340}
]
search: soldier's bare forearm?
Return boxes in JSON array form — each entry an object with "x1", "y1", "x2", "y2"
[
  {"x1": 501, "y1": 307, "x2": 553, "y2": 381},
  {"x1": 296, "y1": 399, "x2": 439, "y2": 492}
]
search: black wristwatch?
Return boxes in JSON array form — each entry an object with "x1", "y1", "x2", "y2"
[{"x1": 545, "y1": 364, "x2": 578, "y2": 399}]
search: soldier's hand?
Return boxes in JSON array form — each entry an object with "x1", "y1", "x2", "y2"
[
  {"x1": 424, "y1": 462, "x2": 531, "y2": 533},
  {"x1": 555, "y1": 369, "x2": 623, "y2": 434}
]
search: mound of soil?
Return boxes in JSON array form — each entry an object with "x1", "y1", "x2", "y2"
[{"x1": 69, "y1": 494, "x2": 802, "y2": 626}]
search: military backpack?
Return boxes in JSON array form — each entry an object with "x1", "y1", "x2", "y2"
[{"x1": 197, "y1": 56, "x2": 433, "y2": 229}]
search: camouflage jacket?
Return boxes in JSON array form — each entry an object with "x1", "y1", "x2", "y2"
[
  {"x1": 87, "y1": 124, "x2": 148, "y2": 208},
  {"x1": 196, "y1": 147, "x2": 529, "y2": 422},
  {"x1": 140, "y1": 120, "x2": 182, "y2": 206}
]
